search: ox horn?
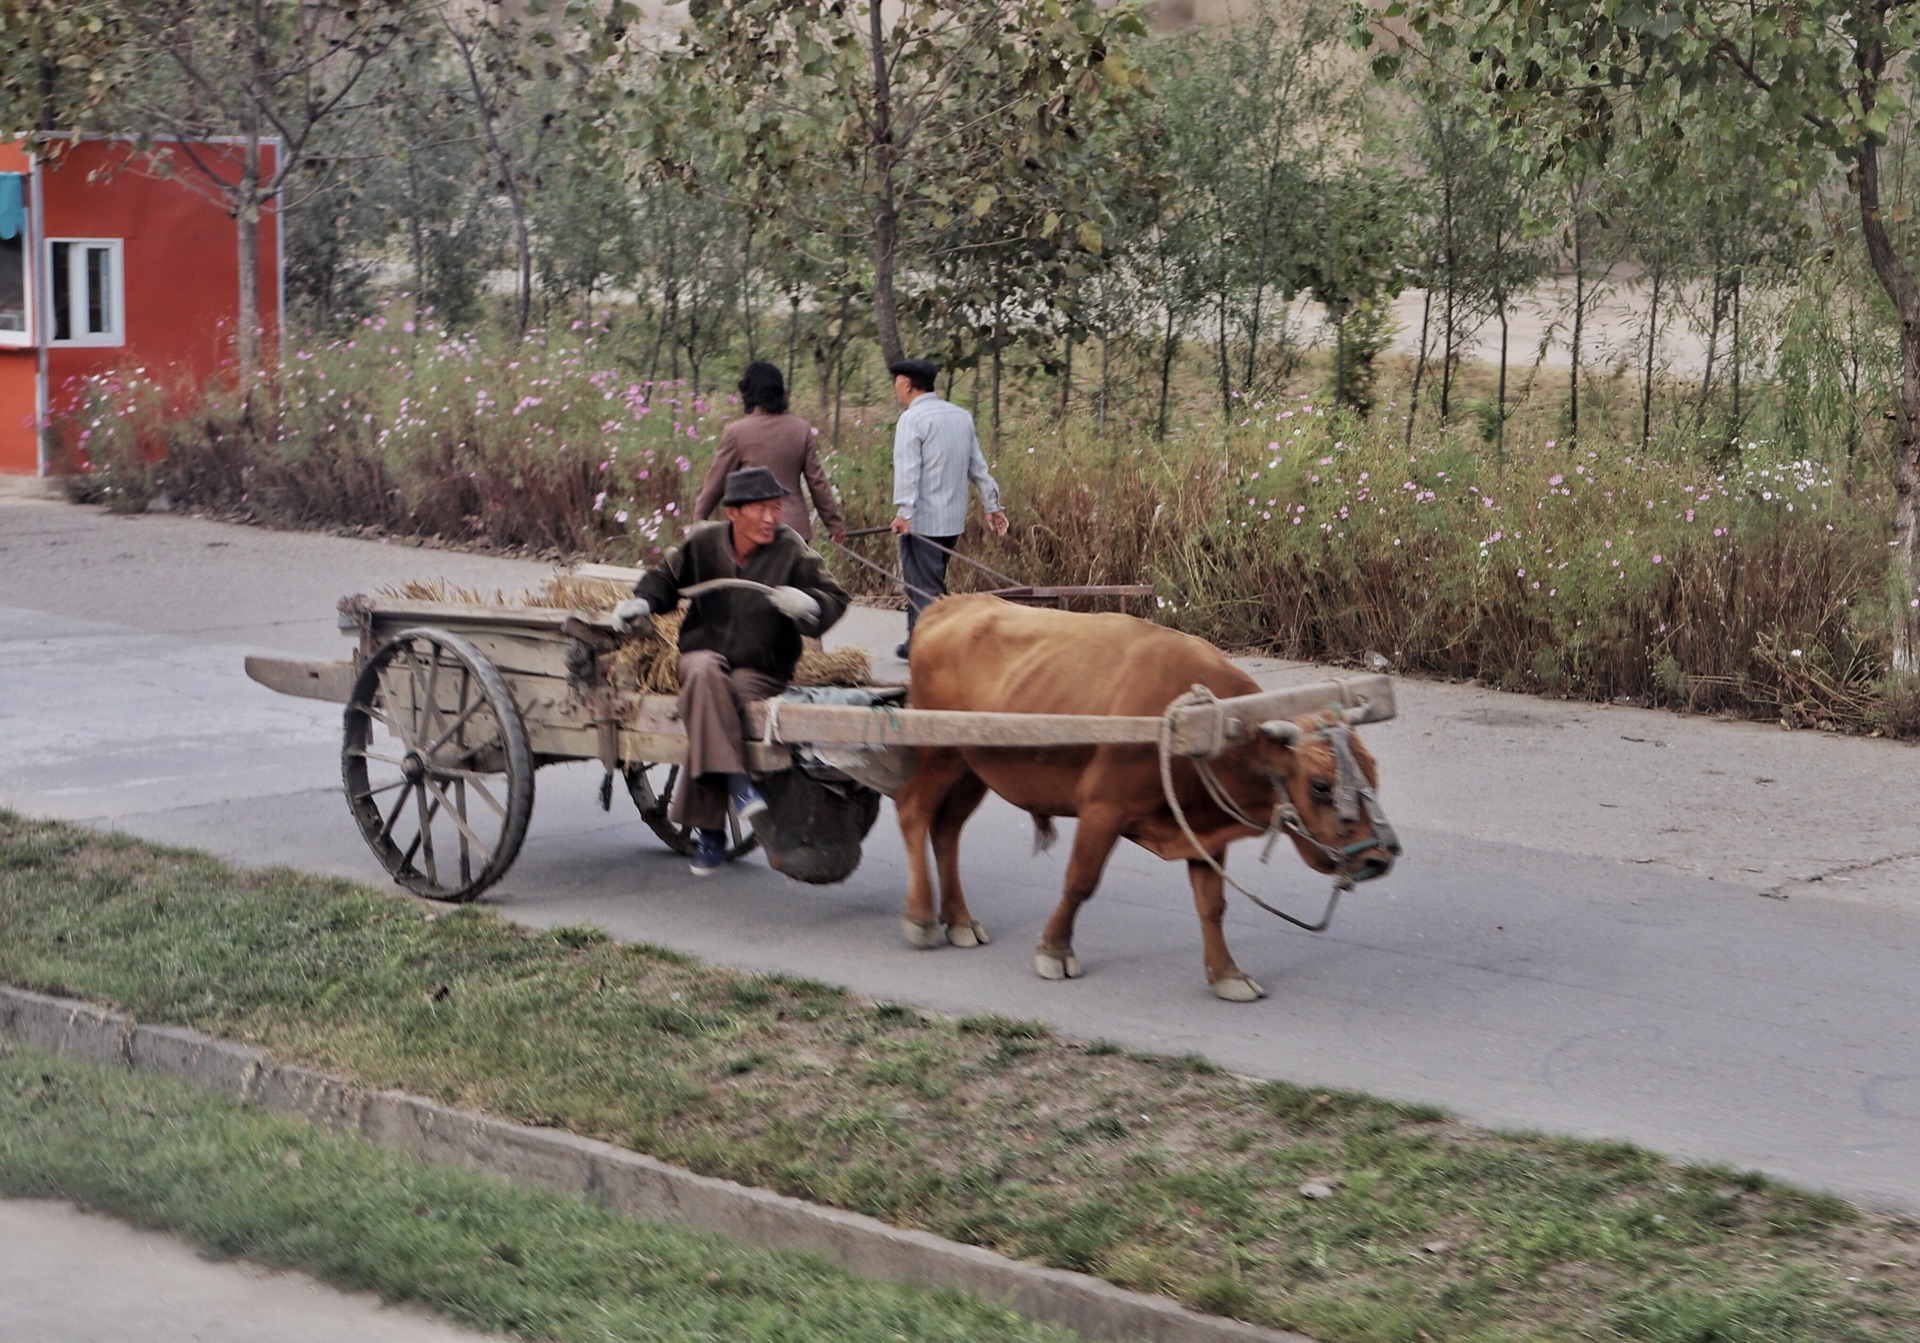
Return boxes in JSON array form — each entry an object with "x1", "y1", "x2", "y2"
[{"x1": 1258, "y1": 719, "x2": 1302, "y2": 744}]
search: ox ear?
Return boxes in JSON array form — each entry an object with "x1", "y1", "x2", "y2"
[{"x1": 1258, "y1": 719, "x2": 1301, "y2": 745}]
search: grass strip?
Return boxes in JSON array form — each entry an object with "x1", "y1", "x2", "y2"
[
  {"x1": 0, "y1": 1040, "x2": 1073, "y2": 1343},
  {"x1": 3, "y1": 811, "x2": 1916, "y2": 1342}
]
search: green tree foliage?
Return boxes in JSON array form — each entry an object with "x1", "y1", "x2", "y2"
[
  {"x1": 1368, "y1": 0, "x2": 1920, "y2": 664},
  {"x1": 639, "y1": 0, "x2": 1147, "y2": 365},
  {"x1": 1154, "y1": 4, "x2": 1362, "y2": 416}
]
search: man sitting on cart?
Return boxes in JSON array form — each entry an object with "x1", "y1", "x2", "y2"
[{"x1": 611, "y1": 466, "x2": 851, "y2": 875}]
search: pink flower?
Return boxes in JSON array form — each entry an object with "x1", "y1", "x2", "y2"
[{"x1": 1651, "y1": 554, "x2": 1663, "y2": 565}]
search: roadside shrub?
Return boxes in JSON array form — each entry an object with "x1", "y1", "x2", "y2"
[{"x1": 49, "y1": 332, "x2": 1909, "y2": 733}]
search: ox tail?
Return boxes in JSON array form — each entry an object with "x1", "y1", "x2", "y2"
[{"x1": 1031, "y1": 815, "x2": 1057, "y2": 856}]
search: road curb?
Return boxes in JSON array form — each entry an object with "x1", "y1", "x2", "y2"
[{"x1": 0, "y1": 984, "x2": 1313, "y2": 1343}]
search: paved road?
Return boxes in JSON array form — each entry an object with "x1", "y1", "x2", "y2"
[
  {"x1": 0, "y1": 1198, "x2": 493, "y2": 1342},
  {"x1": 3, "y1": 495, "x2": 1917, "y2": 1227}
]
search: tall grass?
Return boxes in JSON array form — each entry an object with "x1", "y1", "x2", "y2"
[{"x1": 53, "y1": 314, "x2": 1920, "y2": 734}]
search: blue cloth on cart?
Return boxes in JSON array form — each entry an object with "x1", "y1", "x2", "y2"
[{"x1": 777, "y1": 684, "x2": 907, "y2": 706}]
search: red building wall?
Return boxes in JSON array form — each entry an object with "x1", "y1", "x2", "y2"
[
  {"x1": 0, "y1": 137, "x2": 281, "y2": 475},
  {"x1": 0, "y1": 141, "x2": 35, "y2": 473}
]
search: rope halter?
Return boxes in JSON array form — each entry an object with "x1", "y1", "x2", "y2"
[{"x1": 1157, "y1": 685, "x2": 1400, "y2": 933}]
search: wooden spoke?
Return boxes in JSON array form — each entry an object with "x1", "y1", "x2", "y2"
[
  {"x1": 420, "y1": 641, "x2": 445, "y2": 744},
  {"x1": 455, "y1": 779, "x2": 472, "y2": 889},
  {"x1": 376, "y1": 780, "x2": 416, "y2": 847},
  {"x1": 424, "y1": 693, "x2": 489, "y2": 758},
  {"x1": 344, "y1": 748, "x2": 407, "y2": 767},
  {"x1": 418, "y1": 775, "x2": 494, "y2": 867},
  {"x1": 448, "y1": 773, "x2": 508, "y2": 820},
  {"x1": 351, "y1": 778, "x2": 409, "y2": 801},
  {"x1": 417, "y1": 780, "x2": 438, "y2": 888}
]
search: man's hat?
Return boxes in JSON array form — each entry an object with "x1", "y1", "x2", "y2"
[
  {"x1": 888, "y1": 357, "x2": 939, "y2": 389},
  {"x1": 721, "y1": 465, "x2": 792, "y2": 506}
]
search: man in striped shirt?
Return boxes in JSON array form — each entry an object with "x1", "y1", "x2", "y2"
[{"x1": 887, "y1": 358, "x2": 1010, "y2": 658}]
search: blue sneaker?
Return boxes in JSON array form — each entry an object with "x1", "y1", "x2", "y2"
[
  {"x1": 689, "y1": 828, "x2": 728, "y2": 876},
  {"x1": 728, "y1": 774, "x2": 768, "y2": 823}
]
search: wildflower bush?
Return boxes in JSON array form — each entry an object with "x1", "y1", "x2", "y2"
[
  {"x1": 53, "y1": 331, "x2": 1920, "y2": 734},
  {"x1": 59, "y1": 311, "x2": 748, "y2": 561}
]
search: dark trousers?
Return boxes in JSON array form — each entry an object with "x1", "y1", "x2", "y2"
[
  {"x1": 669, "y1": 649, "x2": 786, "y2": 830},
  {"x1": 898, "y1": 532, "x2": 960, "y2": 639}
]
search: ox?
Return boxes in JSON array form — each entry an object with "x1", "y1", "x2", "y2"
[{"x1": 893, "y1": 594, "x2": 1399, "y2": 1001}]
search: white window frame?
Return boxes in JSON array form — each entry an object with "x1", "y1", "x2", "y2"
[{"x1": 45, "y1": 236, "x2": 125, "y2": 348}]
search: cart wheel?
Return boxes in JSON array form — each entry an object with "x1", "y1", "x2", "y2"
[
  {"x1": 625, "y1": 763, "x2": 758, "y2": 860},
  {"x1": 342, "y1": 628, "x2": 534, "y2": 902}
]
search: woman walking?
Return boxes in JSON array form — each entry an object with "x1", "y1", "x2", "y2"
[{"x1": 693, "y1": 362, "x2": 846, "y2": 543}]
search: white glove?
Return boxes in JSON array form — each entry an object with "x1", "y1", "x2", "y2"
[
  {"x1": 768, "y1": 586, "x2": 820, "y2": 624},
  {"x1": 610, "y1": 596, "x2": 652, "y2": 633}
]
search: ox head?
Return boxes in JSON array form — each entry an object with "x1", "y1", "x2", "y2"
[{"x1": 1253, "y1": 710, "x2": 1400, "y2": 882}]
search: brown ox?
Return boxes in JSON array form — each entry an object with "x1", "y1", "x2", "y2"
[{"x1": 894, "y1": 595, "x2": 1399, "y2": 1001}]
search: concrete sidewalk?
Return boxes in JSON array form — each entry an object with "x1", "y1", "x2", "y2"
[{"x1": 0, "y1": 1198, "x2": 497, "y2": 1343}]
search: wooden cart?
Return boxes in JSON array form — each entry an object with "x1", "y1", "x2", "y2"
[{"x1": 246, "y1": 590, "x2": 1394, "y2": 903}]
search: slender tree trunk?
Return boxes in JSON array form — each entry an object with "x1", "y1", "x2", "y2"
[
  {"x1": 1404, "y1": 288, "x2": 1431, "y2": 451},
  {"x1": 1098, "y1": 332, "x2": 1111, "y2": 429},
  {"x1": 740, "y1": 217, "x2": 757, "y2": 361},
  {"x1": 1569, "y1": 193, "x2": 1584, "y2": 449},
  {"x1": 669, "y1": 288, "x2": 681, "y2": 381},
  {"x1": 831, "y1": 332, "x2": 849, "y2": 449},
  {"x1": 647, "y1": 231, "x2": 674, "y2": 385},
  {"x1": 1334, "y1": 309, "x2": 1348, "y2": 409},
  {"x1": 1157, "y1": 305, "x2": 1178, "y2": 440},
  {"x1": 866, "y1": 3, "x2": 905, "y2": 365},
  {"x1": 1729, "y1": 271, "x2": 1742, "y2": 447},
  {"x1": 1640, "y1": 253, "x2": 1662, "y2": 445},
  {"x1": 1857, "y1": 129, "x2": 1920, "y2": 668},
  {"x1": 234, "y1": 130, "x2": 262, "y2": 395},
  {"x1": 1060, "y1": 332, "x2": 1072, "y2": 416},
  {"x1": 444, "y1": 12, "x2": 531, "y2": 338},
  {"x1": 235, "y1": 7, "x2": 264, "y2": 393},
  {"x1": 1439, "y1": 173, "x2": 1456, "y2": 424},
  {"x1": 407, "y1": 154, "x2": 426, "y2": 304},
  {"x1": 990, "y1": 296, "x2": 1004, "y2": 450},
  {"x1": 785, "y1": 293, "x2": 799, "y2": 387},
  {"x1": 1497, "y1": 298, "x2": 1510, "y2": 461},
  {"x1": 1216, "y1": 288, "x2": 1232, "y2": 419},
  {"x1": 1696, "y1": 268, "x2": 1725, "y2": 427},
  {"x1": 1244, "y1": 160, "x2": 1278, "y2": 389}
]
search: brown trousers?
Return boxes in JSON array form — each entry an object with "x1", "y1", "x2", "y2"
[{"x1": 669, "y1": 649, "x2": 786, "y2": 830}]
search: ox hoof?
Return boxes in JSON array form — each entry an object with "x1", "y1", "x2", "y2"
[
  {"x1": 1034, "y1": 949, "x2": 1082, "y2": 981},
  {"x1": 946, "y1": 920, "x2": 991, "y2": 949},
  {"x1": 901, "y1": 916, "x2": 946, "y2": 950},
  {"x1": 1209, "y1": 973, "x2": 1266, "y2": 1003}
]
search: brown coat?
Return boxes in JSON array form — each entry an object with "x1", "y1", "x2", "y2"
[{"x1": 693, "y1": 411, "x2": 845, "y2": 541}]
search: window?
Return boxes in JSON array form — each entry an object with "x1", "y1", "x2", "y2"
[
  {"x1": 47, "y1": 238, "x2": 123, "y2": 346},
  {"x1": 0, "y1": 172, "x2": 25, "y2": 344}
]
